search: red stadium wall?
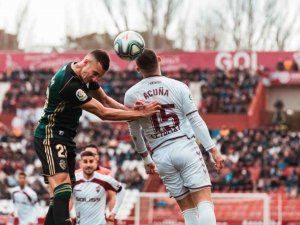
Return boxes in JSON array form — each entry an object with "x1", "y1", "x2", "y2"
[
  {"x1": 0, "y1": 51, "x2": 299, "y2": 72},
  {"x1": 1, "y1": 217, "x2": 300, "y2": 225},
  {"x1": 201, "y1": 114, "x2": 248, "y2": 131}
]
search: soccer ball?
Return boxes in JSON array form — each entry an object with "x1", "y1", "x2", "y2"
[{"x1": 113, "y1": 30, "x2": 145, "y2": 61}]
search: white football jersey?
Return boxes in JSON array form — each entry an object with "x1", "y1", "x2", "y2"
[
  {"x1": 10, "y1": 185, "x2": 38, "y2": 225},
  {"x1": 73, "y1": 171, "x2": 122, "y2": 225},
  {"x1": 124, "y1": 76, "x2": 197, "y2": 151}
]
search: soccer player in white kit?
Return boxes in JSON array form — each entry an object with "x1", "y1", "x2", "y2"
[
  {"x1": 10, "y1": 172, "x2": 38, "y2": 225},
  {"x1": 73, "y1": 150, "x2": 125, "y2": 225},
  {"x1": 125, "y1": 49, "x2": 224, "y2": 225}
]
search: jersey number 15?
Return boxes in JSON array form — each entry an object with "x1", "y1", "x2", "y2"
[{"x1": 151, "y1": 104, "x2": 179, "y2": 133}]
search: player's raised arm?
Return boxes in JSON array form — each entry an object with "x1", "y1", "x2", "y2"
[
  {"x1": 89, "y1": 86, "x2": 160, "y2": 113},
  {"x1": 89, "y1": 86, "x2": 128, "y2": 110},
  {"x1": 80, "y1": 97, "x2": 160, "y2": 121}
]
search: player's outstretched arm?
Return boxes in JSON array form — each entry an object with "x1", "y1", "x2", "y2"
[
  {"x1": 90, "y1": 88, "x2": 128, "y2": 110},
  {"x1": 81, "y1": 98, "x2": 160, "y2": 121},
  {"x1": 90, "y1": 88, "x2": 159, "y2": 113}
]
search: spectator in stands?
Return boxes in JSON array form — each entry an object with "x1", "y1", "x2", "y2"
[{"x1": 272, "y1": 99, "x2": 288, "y2": 130}]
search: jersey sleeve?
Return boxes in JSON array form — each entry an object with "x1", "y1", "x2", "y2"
[
  {"x1": 59, "y1": 80, "x2": 92, "y2": 106},
  {"x1": 180, "y1": 84, "x2": 198, "y2": 116},
  {"x1": 104, "y1": 176, "x2": 123, "y2": 193},
  {"x1": 31, "y1": 190, "x2": 38, "y2": 204},
  {"x1": 124, "y1": 90, "x2": 136, "y2": 108},
  {"x1": 87, "y1": 82, "x2": 100, "y2": 90}
]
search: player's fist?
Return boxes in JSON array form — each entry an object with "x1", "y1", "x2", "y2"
[
  {"x1": 141, "y1": 101, "x2": 161, "y2": 117},
  {"x1": 144, "y1": 162, "x2": 157, "y2": 174},
  {"x1": 133, "y1": 100, "x2": 146, "y2": 110},
  {"x1": 209, "y1": 147, "x2": 224, "y2": 174},
  {"x1": 106, "y1": 212, "x2": 116, "y2": 222}
]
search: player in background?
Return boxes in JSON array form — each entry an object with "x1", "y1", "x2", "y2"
[
  {"x1": 10, "y1": 172, "x2": 38, "y2": 225},
  {"x1": 73, "y1": 151, "x2": 125, "y2": 225},
  {"x1": 74, "y1": 144, "x2": 115, "y2": 225},
  {"x1": 125, "y1": 49, "x2": 224, "y2": 225},
  {"x1": 34, "y1": 49, "x2": 160, "y2": 225}
]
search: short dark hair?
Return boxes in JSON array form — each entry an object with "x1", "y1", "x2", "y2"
[
  {"x1": 89, "y1": 49, "x2": 110, "y2": 71},
  {"x1": 84, "y1": 144, "x2": 99, "y2": 153},
  {"x1": 19, "y1": 172, "x2": 26, "y2": 177},
  {"x1": 136, "y1": 48, "x2": 158, "y2": 74},
  {"x1": 80, "y1": 150, "x2": 95, "y2": 158}
]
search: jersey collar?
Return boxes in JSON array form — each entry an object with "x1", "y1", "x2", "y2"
[{"x1": 144, "y1": 74, "x2": 162, "y2": 79}]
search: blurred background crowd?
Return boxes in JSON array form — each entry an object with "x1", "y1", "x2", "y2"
[{"x1": 0, "y1": 66, "x2": 299, "y2": 208}]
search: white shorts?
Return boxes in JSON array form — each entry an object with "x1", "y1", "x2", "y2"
[{"x1": 152, "y1": 139, "x2": 211, "y2": 200}]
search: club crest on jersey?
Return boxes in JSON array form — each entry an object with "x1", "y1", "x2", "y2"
[
  {"x1": 76, "y1": 89, "x2": 88, "y2": 101},
  {"x1": 96, "y1": 186, "x2": 100, "y2": 193},
  {"x1": 59, "y1": 159, "x2": 66, "y2": 170}
]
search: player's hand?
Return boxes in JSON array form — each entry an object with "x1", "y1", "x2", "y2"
[
  {"x1": 107, "y1": 220, "x2": 115, "y2": 225},
  {"x1": 209, "y1": 148, "x2": 224, "y2": 174},
  {"x1": 144, "y1": 161, "x2": 157, "y2": 174},
  {"x1": 133, "y1": 100, "x2": 146, "y2": 110},
  {"x1": 141, "y1": 101, "x2": 161, "y2": 117},
  {"x1": 106, "y1": 212, "x2": 116, "y2": 222}
]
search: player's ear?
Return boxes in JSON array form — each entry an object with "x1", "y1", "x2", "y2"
[
  {"x1": 157, "y1": 56, "x2": 161, "y2": 63},
  {"x1": 83, "y1": 58, "x2": 89, "y2": 65},
  {"x1": 136, "y1": 66, "x2": 141, "y2": 72}
]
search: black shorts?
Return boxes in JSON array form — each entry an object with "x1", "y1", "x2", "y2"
[{"x1": 34, "y1": 137, "x2": 77, "y2": 184}]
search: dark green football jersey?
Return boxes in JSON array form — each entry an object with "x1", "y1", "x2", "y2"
[{"x1": 34, "y1": 63, "x2": 99, "y2": 142}]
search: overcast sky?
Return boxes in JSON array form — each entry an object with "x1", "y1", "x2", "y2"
[
  {"x1": 0, "y1": 0, "x2": 218, "y2": 51},
  {"x1": 0, "y1": 0, "x2": 299, "y2": 52}
]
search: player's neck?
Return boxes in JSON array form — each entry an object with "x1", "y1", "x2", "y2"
[
  {"x1": 71, "y1": 62, "x2": 84, "y2": 83},
  {"x1": 83, "y1": 172, "x2": 94, "y2": 180},
  {"x1": 143, "y1": 69, "x2": 161, "y2": 79},
  {"x1": 20, "y1": 185, "x2": 25, "y2": 190}
]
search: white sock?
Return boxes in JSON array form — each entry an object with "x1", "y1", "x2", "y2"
[
  {"x1": 182, "y1": 208, "x2": 200, "y2": 225},
  {"x1": 197, "y1": 201, "x2": 217, "y2": 225}
]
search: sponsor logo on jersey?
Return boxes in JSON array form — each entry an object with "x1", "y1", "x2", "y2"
[
  {"x1": 76, "y1": 197, "x2": 101, "y2": 202},
  {"x1": 76, "y1": 89, "x2": 88, "y2": 101}
]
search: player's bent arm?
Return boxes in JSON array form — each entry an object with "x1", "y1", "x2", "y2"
[
  {"x1": 89, "y1": 88, "x2": 128, "y2": 110},
  {"x1": 107, "y1": 190, "x2": 116, "y2": 211},
  {"x1": 128, "y1": 120, "x2": 153, "y2": 165},
  {"x1": 81, "y1": 98, "x2": 158, "y2": 121},
  {"x1": 186, "y1": 112, "x2": 216, "y2": 151},
  {"x1": 111, "y1": 185, "x2": 126, "y2": 215}
]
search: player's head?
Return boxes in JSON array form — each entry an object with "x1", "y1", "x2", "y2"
[
  {"x1": 18, "y1": 172, "x2": 27, "y2": 188},
  {"x1": 136, "y1": 48, "x2": 161, "y2": 77},
  {"x1": 83, "y1": 144, "x2": 100, "y2": 163},
  {"x1": 80, "y1": 150, "x2": 98, "y2": 176},
  {"x1": 79, "y1": 49, "x2": 110, "y2": 83}
]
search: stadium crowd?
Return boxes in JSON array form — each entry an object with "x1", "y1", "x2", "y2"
[
  {"x1": 0, "y1": 66, "x2": 299, "y2": 207},
  {"x1": 1, "y1": 67, "x2": 259, "y2": 114}
]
